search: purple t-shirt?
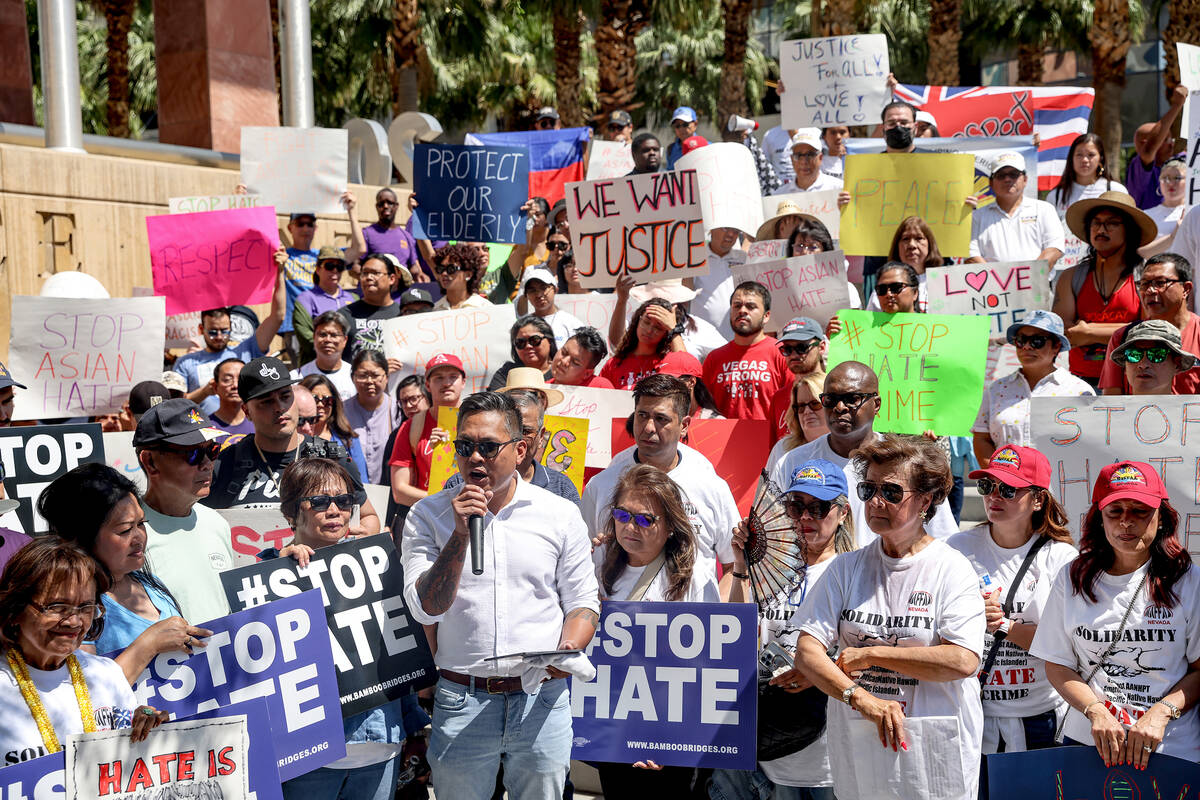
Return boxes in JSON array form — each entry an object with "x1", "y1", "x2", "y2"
[
  {"x1": 208, "y1": 411, "x2": 255, "y2": 435},
  {"x1": 0, "y1": 528, "x2": 30, "y2": 572},
  {"x1": 363, "y1": 223, "x2": 417, "y2": 268},
  {"x1": 296, "y1": 286, "x2": 355, "y2": 320},
  {"x1": 1125, "y1": 156, "x2": 1162, "y2": 209}
]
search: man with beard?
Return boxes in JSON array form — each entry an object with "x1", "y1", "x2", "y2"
[
  {"x1": 627, "y1": 133, "x2": 662, "y2": 176},
  {"x1": 701, "y1": 282, "x2": 789, "y2": 422}
]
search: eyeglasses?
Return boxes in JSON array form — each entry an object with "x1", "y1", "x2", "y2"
[
  {"x1": 453, "y1": 438, "x2": 520, "y2": 458},
  {"x1": 515, "y1": 334, "x2": 548, "y2": 349},
  {"x1": 793, "y1": 398, "x2": 824, "y2": 412},
  {"x1": 292, "y1": 220, "x2": 315, "y2": 228},
  {"x1": 28, "y1": 600, "x2": 104, "y2": 622},
  {"x1": 1013, "y1": 333, "x2": 1051, "y2": 350},
  {"x1": 671, "y1": 121, "x2": 691, "y2": 129},
  {"x1": 536, "y1": 119, "x2": 557, "y2": 130},
  {"x1": 779, "y1": 341, "x2": 819, "y2": 357},
  {"x1": 1136, "y1": 278, "x2": 1184, "y2": 292},
  {"x1": 856, "y1": 482, "x2": 915, "y2": 504},
  {"x1": 548, "y1": 241, "x2": 570, "y2": 252},
  {"x1": 303, "y1": 493, "x2": 355, "y2": 511},
  {"x1": 1120, "y1": 346, "x2": 1171, "y2": 364},
  {"x1": 792, "y1": 240, "x2": 824, "y2": 255},
  {"x1": 612, "y1": 507, "x2": 659, "y2": 528},
  {"x1": 874, "y1": 282, "x2": 915, "y2": 296},
  {"x1": 205, "y1": 328, "x2": 231, "y2": 337},
  {"x1": 992, "y1": 170, "x2": 1024, "y2": 182},
  {"x1": 607, "y1": 123, "x2": 627, "y2": 131},
  {"x1": 819, "y1": 391, "x2": 877, "y2": 410},
  {"x1": 1090, "y1": 218, "x2": 1124, "y2": 232},
  {"x1": 297, "y1": 414, "x2": 320, "y2": 426},
  {"x1": 157, "y1": 442, "x2": 221, "y2": 466},
  {"x1": 784, "y1": 498, "x2": 835, "y2": 519},
  {"x1": 1161, "y1": 175, "x2": 1186, "y2": 184},
  {"x1": 976, "y1": 477, "x2": 1023, "y2": 499}
]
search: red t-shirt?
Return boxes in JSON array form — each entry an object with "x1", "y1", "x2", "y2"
[
  {"x1": 548, "y1": 374, "x2": 616, "y2": 389},
  {"x1": 701, "y1": 337, "x2": 790, "y2": 421},
  {"x1": 388, "y1": 409, "x2": 437, "y2": 491},
  {"x1": 1098, "y1": 312, "x2": 1200, "y2": 394},
  {"x1": 599, "y1": 353, "x2": 667, "y2": 391},
  {"x1": 1069, "y1": 272, "x2": 1140, "y2": 380}
]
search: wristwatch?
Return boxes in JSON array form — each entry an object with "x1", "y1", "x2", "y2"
[
  {"x1": 842, "y1": 685, "x2": 859, "y2": 706},
  {"x1": 1158, "y1": 700, "x2": 1182, "y2": 719}
]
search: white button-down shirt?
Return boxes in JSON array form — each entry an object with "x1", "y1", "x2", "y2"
[
  {"x1": 770, "y1": 172, "x2": 844, "y2": 195},
  {"x1": 971, "y1": 367, "x2": 1095, "y2": 448},
  {"x1": 969, "y1": 196, "x2": 1065, "y2": 262},
  {"x1": 401, "y1": 478, "x2": 600, "y2": 676}
]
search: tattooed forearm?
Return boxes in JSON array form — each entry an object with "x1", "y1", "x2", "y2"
[
  {"x1": 559, "y1": 607, "x2": 600, "y2": 649},
  {"x1": 564, "y1": 607, "x2": 600, "y2": 630},
  {"x1": 416, "y1": 534, "x2": 469, "y2": 616}
]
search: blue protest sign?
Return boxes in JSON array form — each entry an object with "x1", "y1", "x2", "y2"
[
  {"x1": 569, "y1": 600, "x2": 757, "y2": 770},
  {"x1": 986, "y1": 745, "x2": 1200, "y2": 799},
  {"x1": 412, "y1": 143, "x2": 530, "y2": 244},
  {"x1": 120, "y1": 590, "x2": 345, "y2": 781},
  {"x1": 0, "y1": 752, "x2": 65, "y2": 800},
  {"x1": 187, "y1": 697, "x2": 284, "y2": 800}
]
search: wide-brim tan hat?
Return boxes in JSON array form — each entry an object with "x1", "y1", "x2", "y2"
[
  {"x1": 502, "y1": 366, "x2": 564, "y2": 408},
  {"x1": 1065, "y1": 190, "x2": 1157, "y2": 247},
  {"x1": 756, "y1": 199, "x2": 820, "y2": 242}
]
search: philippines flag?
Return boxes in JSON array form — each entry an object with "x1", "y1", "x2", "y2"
[
  {"x1": 465, "y1": 127, "x2": 591, "y2": 205},
  {"x1": 894, "y1": 84, "x2": 1094, "y2": 191}
]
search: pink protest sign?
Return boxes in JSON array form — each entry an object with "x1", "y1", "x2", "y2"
[{"x1": 147, "y1": 207, "x2": 280, "y2": 315}]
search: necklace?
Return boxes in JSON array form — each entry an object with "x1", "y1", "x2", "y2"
[
  {"x1": 253, "y1": 437, "x2": 300, "y2": 494},
  {"x1": 6, "y1": 647, "x2": 95, "y2": 752}
]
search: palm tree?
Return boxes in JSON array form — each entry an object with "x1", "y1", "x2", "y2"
[
  {"x1": 390, "y1": 0, "x2": 421, "y2": 113},
  {"x1": 813, "y1": 0, "x2": 856, "y2": 36},
  {"x1": 91, "y1": 0, "x2": 136, "y2": 138},
  {"x1": 1089, "y1": 0, "x2": 1133, "y2": 170},
  {"x1": 596, "y1": 0, "x2": 650, "y2": 117},
  {"x1": 552, "y1": 4, "x2": 584, "y2": 126},
  {"x1": 1163, "y1": 0, "x2": 1200, "y2": 93},
  {"x1": 925, "y1": 0, "x2": 961, "y2": 84},
  {"x1": 717, "y1": 0, "x2": 754, "y2": 127}
]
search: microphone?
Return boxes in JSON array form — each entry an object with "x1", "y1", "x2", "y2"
[{"x1": 469, "y1": 515, "x2": 484, "y2": 575}]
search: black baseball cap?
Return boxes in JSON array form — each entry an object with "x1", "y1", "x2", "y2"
[
  {"x1": 128, "y1": 381, "x2": 170, "y2": 416},
  {"x1": 239, "y1": 356, "x2": 300, "y2": 401},
  {"x1": 400, "y1": 287, "x2": 433, "y2": 307},
  {"x1": 0, "y1": 361, "x2": 25, "y2": 391},
  {"x1": 133, "y1": 398, "x2": 223, "y2": 448}
]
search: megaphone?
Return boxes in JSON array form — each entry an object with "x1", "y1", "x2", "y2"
[{"x1": 727, "y1": 114, "x2": 759, "y2": 133}]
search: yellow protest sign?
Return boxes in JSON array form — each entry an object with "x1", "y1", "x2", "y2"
[
  {"x1": 426, "y1": 406, "x2": 460, "y2": 493},
  {"x1": 839, "y1": 153, "x2": 975, "y2": 257}
]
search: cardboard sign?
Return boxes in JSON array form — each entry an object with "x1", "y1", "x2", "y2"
[
  {"x1": 565, "y1": 171, "x2": 709, "y2": 289},
  {"x1": 924, "y1": 260, "x2": 1052, "y2": 335},
  {"x1": 986, "y1": 746, "x2": 1200, "y2": 800},
  {"x1": 555, "y1": 292, "x2": 620, "y2": 339},
  {"x1": 66, "y1": 717, "x2": 249, "y2": 800},
  {"x1": 380, "y1": 304, "x2": 517, "y2": 394},
  {"x1": 762, "y1": 190, "x2": 841, "y2": 239},
  {"x1": 168, "y1": 194, "x2": 264, "y2": 214},
  {"x1": 779, "y1": 34, "x2": 890, "y2": 128},
  {"x1": 1031, "y1": 395, "x2": 1200, "y2": 553},
  {"x1": 746, "y1": 239, "x2": 789, "y2": 262},
  {"x1": 1179, "y1": 43, "x2": 1200, "y2": 132},
  {"x1": 827, "y1": 311, "x2": 990, "y2": 435},
  {"x1": 570, "y1": 600, "x2": 757, "y2": 769},
  {"x1": 0, "y1": 423, "x2": 104, "y2": 534},
  {"x1": 675, "y1": 143, "x2": 765, "y2": 238},
  {"x1": 547, "y1": 385, "x2": 635, "y2": 469},
  {"x1": 215, "y1": 506, "x2": 292, "y2": 567},
  {"x1": 586, "y1": 140, "x2": 635, "y2": 180},
  {"x1": 221, "y1": 536, "x2": 436, "y2": 717},
  {"x1": 147, "y1": 206, "x2": 280, "y2": 316},
  {"x1": 240, "y1": 127, "x2": 347, "y2": 214},
  {"x1": 844, "y1": 136, "x2": 1038, "y2": 203},
  {"x1": 732, "y1": 250, "x2": 850, "y2": 329},
  {"x1": 9, "y1": 297, "x2": 166, "y2": 420},
  {"x1": 841, "y1": 153, "x2": 975, "y2": 256},
  {"x1": 412, "y1": 143, "x2": 531, "y2": 244},
  {"x1": 124, "y1": 590, "x2": 346, "y2": 780}
]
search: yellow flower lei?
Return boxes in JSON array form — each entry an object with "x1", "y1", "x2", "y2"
[{"x1": 5, "y1": 647, "x2": 95, "y2": 753}]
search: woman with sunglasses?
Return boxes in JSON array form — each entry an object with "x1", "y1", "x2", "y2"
[
  {"x1": 794, "y1": 434, "x2": 987, "y2": 798},
  {"x1": 1143, "y1": 159, "x2": 1190, "y2": 250},
  {"x1": 948, "y1": 446, "x2": 1077, "y2": 755},
  {"x1": 600, "y1": 299, "x2": 685, "y2": 390},
  {"x1": 1109, "y1": 318, "x2": 1197, "y2": 395},
  {"x1": 862, "y1": 216, "x2": 950, "y2": 305},
  {"x1": 765, "y1": 372, "x2": 829, "y2": 478},
  {"x1": 595, "y1": 464, "x2": 717, "y2": 795},
  {"x1": 713, "y1": 459, "x2": 854, "y2": 800},
  {"x1": 1031, "y1": 461, "x2": 1200, "y2": 769},
  {"x1": 432, "y1": 243, "x2": 490, "y2": 311},
  {"x1": 487, "y1": 315, "x2": 558, "y2": 391},
  {"x1": 344, "y1": 351, "x2": 394, "y2": 484},
  {"x1": 300, "y1": 374, "x2": 368, "y2": 484},
  {"x1": 972, "y1": 309, "x2": 1094, "y2": 467}
]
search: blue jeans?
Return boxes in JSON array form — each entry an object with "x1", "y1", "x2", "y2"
[
  {"x1": 427, "y1": 676, "x2": 572, "y2": 800},
  {"x1": 710, "y1": 766, "x2": 835, "y2": 800},
  {"x1": 281, "y1": 760, "x2": 392, "y2": 800}
]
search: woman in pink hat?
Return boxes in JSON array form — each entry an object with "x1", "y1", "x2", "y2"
[{"x1": 1031, "y1": 461, "x2": 1200, "y2": 769}]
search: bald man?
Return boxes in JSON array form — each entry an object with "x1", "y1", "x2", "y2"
[
  {"x1": 294, "y1": 384, "x2": 319, "y2": 438},
  {"x1": 770, "y1": 361, "x2": 959, "y2": 545}
]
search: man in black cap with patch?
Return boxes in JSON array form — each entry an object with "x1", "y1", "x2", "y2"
[
  {"x1": 0, "y1": 360, "x2": 25, "y2": 428},
  {"x1": 534, "y1": 106, "x2": 561, "y2": 131},
  {"x1": 603, "y1": 110, "x2": 632, "y2": 143}
]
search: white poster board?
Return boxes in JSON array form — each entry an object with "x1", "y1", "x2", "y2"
[
  {"x1": 746, "y1": 239, "x2": 790, "y2": 262},
  {"x1": 240, "y1": 127, "x2": 348, "y2": 214},
  {"x1": 1179, "y1": 43, "x2": 1200, "y2": 129},
  {"x1": 779, "y1": 34, "x2": 890, "y2": 128},
  {"x1": 762, "y1": 190, "x2": 842, "y2": 239},
  {"x1": 731, "y1": 250, "x2": 850, "y2": 329},
  {"x1": 380, "y1": 304, "x2": 517, "y2": 394},
  {"x1": 547, "y1": 385, "x2": 635, "y2": 469},
  {"x1": 168, "y1": 194, "x2": 264, "y2": 214},
  {"x1": 925, "y1": 260, "x2": 1052, "y2": 336},
  {"x1": 675, "y1": 143, "x2": 765, "y2": 237},
  {"x1": 1187, "y1": 90, "x2": 1200, "y2": 206},
  {"x1": 586, "y1": 140, "x2": 635, "y2": 180}
]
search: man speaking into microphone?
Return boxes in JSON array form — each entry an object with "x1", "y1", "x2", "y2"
[{"x1": 401, "y1": 391, "x2": 600, "y2": 800}]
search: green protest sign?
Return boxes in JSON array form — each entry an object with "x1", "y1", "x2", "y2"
[{"x1": 826, "y1": 310, "x2": 989, "y2": 435}]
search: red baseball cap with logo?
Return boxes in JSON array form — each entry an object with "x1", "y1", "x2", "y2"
[
  {"x1": 1092, "y1": 461, "x2": 1168, "y2": 509},
  {"x1": 424, "y1": 353, "x2": 466, "y2": 378},
  {"x1": 968, "y1": 444, "x2": 1050, "y2": 489},
  {"x1": 655, "y1": 351, "x2": 703, "y2": 379}
]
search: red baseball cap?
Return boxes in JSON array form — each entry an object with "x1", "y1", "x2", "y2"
[
  {"x1": 424, "y1": 353, "x2": 466, "y2": 378},
  {"x1": 968, "y1": 444, "x2": 1049, "y2": 489},
  {"x1": 655, "y1": 351, "x2": 703, "y2": 378},
  {"x1": 681, "y1": 135, "x2": 709, "y2": 155},
  {"x1": 1092, "y1": 461, "x2": 1168, "y2": 509}
]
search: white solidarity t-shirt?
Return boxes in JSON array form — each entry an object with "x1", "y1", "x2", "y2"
[
  {"x1": 1030, "y1": 564, "x2": 1200, "y2": 759},
  {"x1": 946, "y1": 527, "x2": 1077, "y2": 717},
  {"x1": 798, "y1": 539, "x2": 986, "y2": 797},
  {"x1": 0, "y1": 651, "x2": 137, "y2": 766}
]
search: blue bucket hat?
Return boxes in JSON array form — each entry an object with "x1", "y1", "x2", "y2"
[
  {"x1": 1005, "y1": 309, "x2": 1070, "y2": 351},
  {"x1": 786, "y1": 459, "x2": 849, "y2": 501}
]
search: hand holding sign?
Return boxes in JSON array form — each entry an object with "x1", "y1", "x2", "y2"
[
  {"x1": 412, "y1": 143, "x2": 531, "y2": 244},
  {"x1": 780, "y1": 35, "x2": 890, "y2": 128}
]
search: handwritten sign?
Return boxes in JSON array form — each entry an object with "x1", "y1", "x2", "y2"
[
  {"x1": 240, "y1": 126, "x2": 347, "y2": 214},
  {"x1": 987, "y1": 746, "x2": 1200, "y2": 800},
  {"x1": 762, "y1": 190, "x2": 842, "y2": 239},
  {"x1": 103, "y1": 430, "x2": 145, "y2": 493},
  {"x1": 1187, "y1": 90, "x2": 1200, "y2": 205},
  {"x1": 675, "y1": 143, "x2": 765, "y2": 237},
  {"x1": 0, "y1": 423, "x2": 103, "y2": 534},
  {"x1": 732, "y1": 250, "x2": 850, "y2": 329},
  {"x1": 844, "y1": 136, "x2": 1038, "y2": 203},
  {"x1": 168, "y1": 194, "x2": 263, "y2": 214},
  {"x1": 779, "y1": 35, "x2": 890, "y2": 128},
  {"x1": 841, "y1": 153, "x2": 975, "y2": 256},
  {"x1": 9, "y1": 297, "x2": 166, "y2": 420},
  {"x1": 925, "y1": 260, "x2": 1051, "y2": 335},
  {"x1": 555, "y1": 292, "x2": 620, "y2": 340},
  {"x1": 547, "y1": 385, "x2": 634, "y2": 470},
  {"x1": 586, "y1": 140, "x2": 635, "y2": 180},
  {"x1": 565, "y1": 171, "x2": 708, "y2": 289},
  {"x1": 215, "y1": 506, "x2": 291, "y2": 567},
  {"x1": 412, "y1": 143, "x2": 530, "y2": 244},
  {"x1": 827, "y1": 310, "x2": 990, "y2": 435},
  {"x1": 131, "y1": 287, "x2": 199, "y2": 349},
  {"x1": 1179, "y1": 43, "x2": 1200, "y2": 134},
  {"x1": 380, "y1": 304, "x2": 517, "y2": 394},
  {"x1": 746, "y1": 239, "x2": 789, "y2": 262},
  {"x1": 147, "y1": 206, "x2": 280, "y2": 316}
]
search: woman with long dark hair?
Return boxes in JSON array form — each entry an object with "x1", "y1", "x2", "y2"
[
  {"x1": 1031, "y1": 461, "x2": 1200, "y2": 769},
  {"x1": 1052, "y1": 133, "x2": 1128, "y2": 215},
  {"x1": 600, "y1": 299, "x2": 684, "y2": 390},
  {"x1": 863, "y1": 216, "x2": 951, "y2": 307}
]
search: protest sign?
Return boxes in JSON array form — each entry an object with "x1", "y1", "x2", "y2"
[
  {"x1": 0, "y1": 423, "x2": 103, "y2": 534},
  {"x1": 1187, "y1": 90, "x2": 1200, "y2": 205},
  {"x1": 827, "y1": 311, "x2": 989, "y2": 435},
  {"x1": 240, "y1": 127, "x2": 347, "y2": 214},
  {"x1": 732, "y1": 250, "x2": 850, "y2": 329},
  {"x1": 66, "y1": 717, "x2": 249, "y2": 800},
  {"x1": 899, "y1": 87, "x2": 1034, "y2": 139},
  {"x1": 746, "y1": 239, "x2": 789, "y2": 262},
  {"x1": 1055, "y1": 231, "x2": 1089, "y2": 274},
  {"x1": 9, "y1": 297, "x2": 166, "y2": 420},
  {"x1": 841, "y1": 153, "x2": 975, "y2": 256},
  {"x1": 986, "y1": 745, "x2": 1200, "y2": 800},
  {"x1": 1031, "y1": 395, "x2": 1200, "y2": 553},
  {"x1": 555, "y1": 292, "x2": 620, "y2": 338},
  {"x1": 565, "y1": 170, "x2": 708, "y2": 289},
  {"x1": 381, "y1": 304, "x2": 517, "y2": 394},
  {"x1": 131, "y1": 287, "x2": 199, "y2": 349},
  {"x1": 570, "y1": 600, "x2": 757, "y2": 769},
  {"x1": 216, "y1": 507, "x2": 292, "y2": 567},
  {"x1": 147, "y1": 206, "x2": 280, "y2": 316},
  {"x1": 412, "y1": 143, "x2": 530, "y2": 244},
  {"x1": 1180, "y1": 43, "x2": 1200, "y2": 130},
  {"x1": 762, "y1": 190, "x2": 841, "y2": 239},
  {"x1": 168, "y1": 194, "x2": 264, "y2": 214},
  {"x1": 125, "y1": 589, "x2": 345, "y2": 780},
  {"x1": 675, "y1": 143, "x2": 765, "y2": 237},
  {"x1": 925, "y1": 260, "x2": 1051, "y2": 335},
  {"x1": 103, "y1": 431, "x2": 145, "y2": 493},
  {"x1": 222, "y1": 536, "x2": 436, "y2": 717},
  {"x1": 844, "y1": 135, "x2": 1038, "y2": 203},
  {"x1": 779, "y1": 35, "x2": 890, "y2": 128},
  {"x1": 586, "y1": 139, "x2": 635, "y2": 180},
  {"x1": 547, "y1": 385, "x2": 635, "y2": 470},
  {"x1": 186, "y1": 698, "x2": 283, "y2": 800},
  {"x1": 831, "y1": 716, "x2": 970, "y2": 800},
  {"x1": 0, "y1": 752, "x2": 65, "y2": 800}
]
